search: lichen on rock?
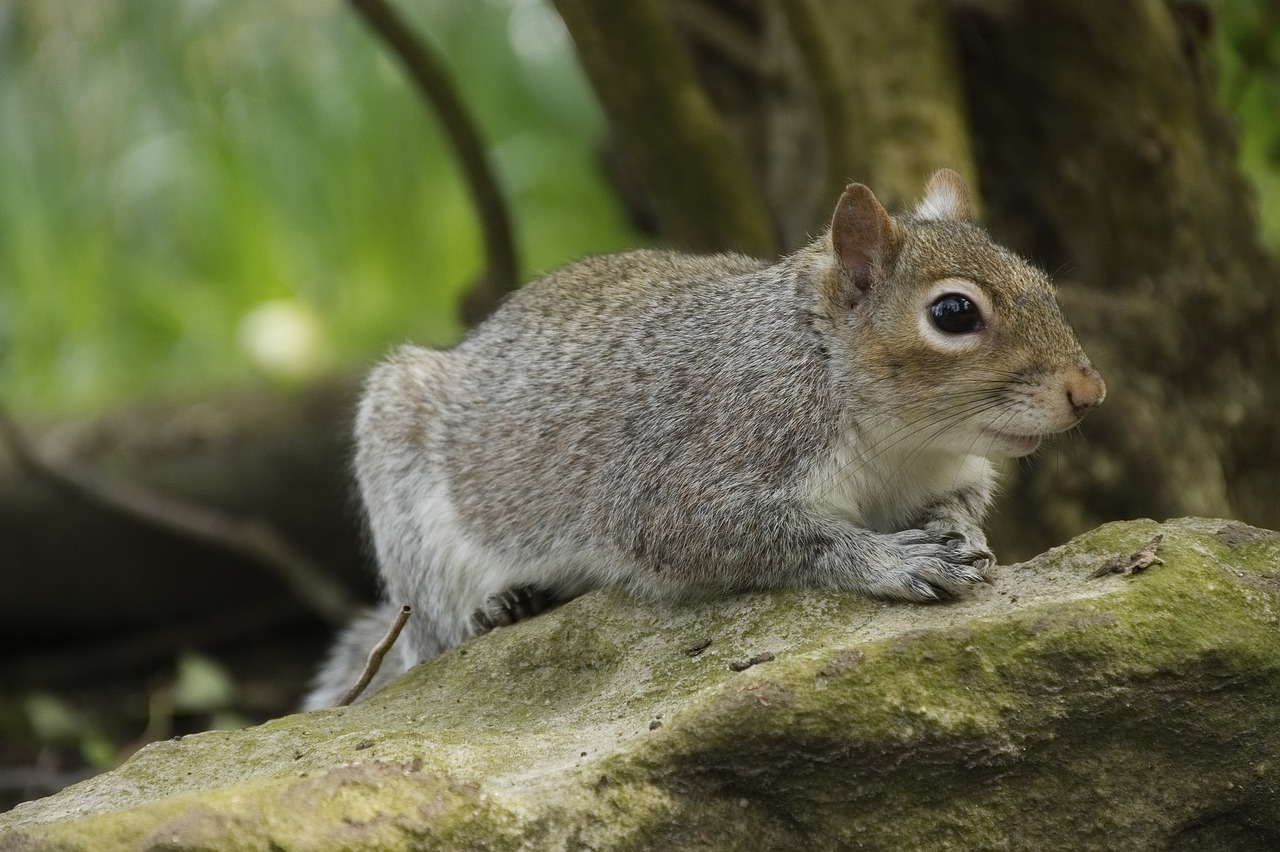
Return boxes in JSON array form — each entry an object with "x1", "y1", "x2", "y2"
[{"x1": 4, "y1": 517, "x2": 1280, "y2": 850}]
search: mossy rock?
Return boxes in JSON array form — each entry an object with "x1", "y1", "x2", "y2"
[{"x1": 4, "y1": 517, "x2": 1280, "y2": 850}]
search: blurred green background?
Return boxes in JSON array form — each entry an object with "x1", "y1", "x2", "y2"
[
  {"x1": 0, "y1": 0, "x2": 1275, "y2": 414},
  {"x1": 0, "y1": 0, "x2": 640, "y2": 414}
]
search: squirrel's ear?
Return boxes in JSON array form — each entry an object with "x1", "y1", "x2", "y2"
[
  {"x1": 831, "y1": 183, "x2": 901, "y2": 298},
  {"x1": 914, "y1": 168, "x2": 972, "y2": 222}
]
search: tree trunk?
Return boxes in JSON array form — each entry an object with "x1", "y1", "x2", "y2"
[
  {"x1": 644, "y1": 0, "x2": 979, "y2": 249},
  {"x1": 552, "y1": 0, "x2": 777, "y2": 255},
  {"x1": 953, "y1": 0, "x2": 1279, "y2": 555}
]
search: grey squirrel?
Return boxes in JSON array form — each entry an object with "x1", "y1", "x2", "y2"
[{"x1": 303, "y1": 170, "x2": 1105, "y2": 709}]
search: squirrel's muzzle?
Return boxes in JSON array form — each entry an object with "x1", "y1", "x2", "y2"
[{"x1": 1065, "y1": 362, "x2": 1106, "y2": 421}]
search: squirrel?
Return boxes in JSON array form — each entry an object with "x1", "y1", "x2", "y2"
[{"x1": 303, "y1": 169, "x2": 1105, "y2": 709}]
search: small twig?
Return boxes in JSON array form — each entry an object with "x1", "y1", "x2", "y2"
[
  {"x1": 345, "y1": 0, "x2": 518, "y2": 325},
  {"x1": 1092, "y1": 533, "x2": 1165, "y2": 578},
  {"x1": 0, "y1": 408, "x2": 359, "y2": 626},
  {"x1": 338, "y1": 605, "x2": 412, "y2": 706}
]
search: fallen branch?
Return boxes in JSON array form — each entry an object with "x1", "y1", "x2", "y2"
[
  {"x1": 346, "y1": 0, "x2": 518, "y2": 325},
  {"x1": 0, "y1": 409, "x2": 359, "y2": 627},
  {"x1": 339, "y1": 605, "x2": 412, "y2": 706}
]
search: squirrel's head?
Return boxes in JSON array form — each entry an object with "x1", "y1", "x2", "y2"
[{"x1": 819, "y1": 169, "x2": 1105, "y2": 458}]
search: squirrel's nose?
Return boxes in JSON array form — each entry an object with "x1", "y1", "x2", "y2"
[{"x1": 1066, "y1": 364, "x2": 1106, "y2": 420}]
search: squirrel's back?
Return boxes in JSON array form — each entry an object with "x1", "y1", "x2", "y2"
[{"x1": 441, "y1": 248, "x2": 842, "y2": 571}]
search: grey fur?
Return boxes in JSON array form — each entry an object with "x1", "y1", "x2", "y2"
[{"x1": 304, "y1": 171, "x2": 1104, "y2": 709}]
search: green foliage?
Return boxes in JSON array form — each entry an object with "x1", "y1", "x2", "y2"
[
  {"x1": 22, "y1": 692, "x2": 115, "y2": 769},
  {"x1": 172, "y1": 651, "x2": 237, "y2": 716},
  {"x1": 23, "y1": 693, "x2": 93, "y2": 743},
  {"x1": 0, "y1": 0, "x2": 639, "y2": 412},
  {"x1": 9, "y1": 650, "x2": 271, "y2": 783},
  {"x1": 174, "y1": 651, "x2": 251, "y2": 732},
  {"x1": 1213, "y1": 0, "x2": 1280, "y2": 248}
]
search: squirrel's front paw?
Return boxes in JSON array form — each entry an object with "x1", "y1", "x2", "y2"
[
  {"x1": 865, "y1": 529, "x2": 994, "y2": 602},
  {"x1": 922, "y1": 520, "x2": 994, "y2": 565}
]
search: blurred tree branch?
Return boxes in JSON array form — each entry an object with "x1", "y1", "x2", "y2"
[
  {"x1": 346, "y1": 0, "x2": 518, "y2": 325},
  {"x1": 0, "y1": 409, "x2": 359, "y2": 627}
]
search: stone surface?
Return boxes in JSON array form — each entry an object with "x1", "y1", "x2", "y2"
[{"x1": 3, "y1": 517, "x2": 1280, "y2": 850}]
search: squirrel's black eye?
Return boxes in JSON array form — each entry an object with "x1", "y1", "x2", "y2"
[{"x1": 929, "y1": 293, "x2": 983, "y2": 334}]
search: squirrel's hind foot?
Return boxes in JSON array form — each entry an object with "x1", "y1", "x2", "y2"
[{"x1": 470, "y1": 585, "x2": 564, "y2": 635}]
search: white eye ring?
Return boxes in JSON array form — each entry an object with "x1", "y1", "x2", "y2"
[{"x1": 917, "y1": 279, "x2": 991, "y2": 353}]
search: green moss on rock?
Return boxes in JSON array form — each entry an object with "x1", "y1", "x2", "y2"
[{"x1": 4, "y1": 518, "x2": 1280, "y2": 849}]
